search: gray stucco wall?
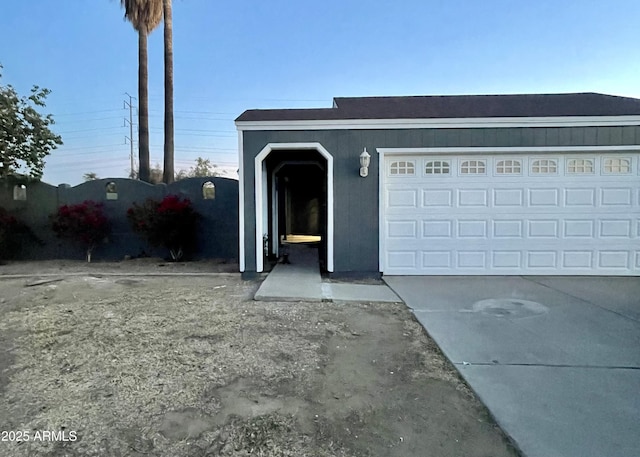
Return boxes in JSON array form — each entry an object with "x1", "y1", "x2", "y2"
[
  {"x1": 0, "y1": 177, "x2": 239, "y2": 261},
  {"x1": 241, "y1": 125, "x2": 640, "y2": 274}
]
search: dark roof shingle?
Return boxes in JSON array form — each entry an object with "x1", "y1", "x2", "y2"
[{"x1": 235, "y1": 93, "x2": 640, "y2": 122}]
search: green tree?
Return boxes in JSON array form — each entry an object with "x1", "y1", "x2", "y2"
[
  {"x1": 149, "y1": 163, "x2": 164, "y2": 183},
  {"x1": 120, "y1": 0, "x2": 163, "y2": 183},
  {"x1": 0, "y1": 65, "x2": 63, "y2": 180},
  {"x1": 162, "y1": 0, "x2": 174, "y2": 184},
  {"x1": 130, "y1": 163, "x2": 163, "y2": 183},
  {"x1": 175, "y1": 157, "x2": 220, "y2": 180},
  {"x1": 190, "y1": 157, "x2": 218, "y2": 177}
]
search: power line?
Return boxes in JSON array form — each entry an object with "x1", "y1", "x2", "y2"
[
  {"x1": 149, "y1": 144, "x2": 235, "y2": 151},
  {"x1": 55, "y1": 109, "x2": 123, "y2": 117},
  {"x1": 47, "y1": 160, "x2": 128, "y2": 168},
  {"x1": 148, "y1": 114, "x2": 233, "y2": 121},
  {"x1": 56, "y1": 116, "x2": 123, "y2": 124},
  {"x1": 146, "y1": 95, "x2": 328, "y2": 103},
  {"x1": 56, "y1": 142, "x2": 125, "y2": 149},
  {"x1": 57, "y1": 126, "x2": 123, "y2": 134},
  {"x1": 148, "y1": 129, "x2": 234, "y2": 138},
  {"x1": 49, "y1": 151, "x2": 128, "y2": 159},
  {"x1": 175, "y1": 149, "x2": 236, "y2": 154},
  {"x1": 165, "y1": 128, "x2": 236, "y2": 133}
]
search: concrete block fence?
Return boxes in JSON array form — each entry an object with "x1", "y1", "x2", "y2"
[{"x1": 0, "y1": 177, "x2": 239, "y2": 262}]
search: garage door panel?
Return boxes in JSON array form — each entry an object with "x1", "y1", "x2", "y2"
[
  {"x1": 383, "y1": 153, "x2": 639, "y2": 275},
  {"x1": 563, "y1": 251, "x2": 593, "y2": 269},
  {"x1": 492, "y1": 251, "x2": 522, "y2": 268},
  {"x1": 564, "y1": 220, "x2": 595, "y2": 237},
  {"x1": 565, "y1": 188, "x2": 596, "y2": 206},
  {"x1": 600, "y1": 220, "x2": 632, "y2": 238},
  {"x1": 422, "y1": 189, "x2": 453, "y2": 207},
  {"x1": 458, "y1": 220, "x2": 488, "y2": 238},
  {"x1": 458, "y1": 251, "x2": 487, "y2": 268},
  {"x1": 385, "y1": 249, "x2": 638, "y2": 275},
  {"x1": 494, "y1": 188, "x2": 524, "y2": 206},
  {"x1": 422, "y1": 220, "x2": 453, "y2": 238},
  {"x1": 598, "y1": 251, "x2": 631, "y2": 269},
  {"x1": 529, "y1": 188, "x2": 560, "y2": 206},
  {"x1": 458, "y1": 189, "x2": 489, "y2": 207},
  {"x1": 387, "y1": 189, "x2": 417, "y2": 208},
  {"x1": 386, "y1": 220, "x2": 417, "y2": 238},
  {"x1": 386, "y1": 217, "x2": 636, "y2": 242},
  {"x1": 601, "y1": 188, "x2": 632, "y2": 206},
  {"x1": 422, "y1": 251, "x2": 452, "y2": 269},
  {"x1": 528, "y1": 220, "x2": 559, "y2": 238},
  {"x1": 527, "y1": 251, "x2": 557, "y2": 269},
  {"x1": 386, "y1": 251, "x2": 417, "y2": 270},
  {"x1": 493, "y1": 220, "x2": 524, "y2": 238}
]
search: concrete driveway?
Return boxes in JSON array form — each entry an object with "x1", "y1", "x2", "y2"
[{"x1": 384, "y1": 276, "x2": 640, "y2": 457}]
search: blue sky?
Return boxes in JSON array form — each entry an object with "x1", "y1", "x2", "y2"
[{"x1": 1, "y1": 0, "x2": 639, "y2": 185}]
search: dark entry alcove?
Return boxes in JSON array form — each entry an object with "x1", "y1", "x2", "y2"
[{"x1": 265, "y1": 150, "x2": 327, "y2": 269}]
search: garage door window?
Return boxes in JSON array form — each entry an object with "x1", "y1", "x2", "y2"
[
  {"x1": 425, "y1": 160, "x2": 450, "y2": 175},
  {"x1": 531, "y1": 159, "x2": 558, "y2": 174},
  {"x1": 460, "y1": 160, "x2": 486, "y2": 175},
  {"x1": 389, "y1": 161, "x2": 415, "y2": 175},
  {"x1": 567, "y1": 158, "x2": 594, "y2": 174},
  {"x1": 496, "y1": 159, "x2": 522, "y2": 175},
  {"x1": 602, "y1": 158, "x2": 631, "y2": 174}
]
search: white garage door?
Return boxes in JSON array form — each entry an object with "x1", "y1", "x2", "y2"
[{"x1": 382, "y1": 152, "x2": 640, "y2": 275}]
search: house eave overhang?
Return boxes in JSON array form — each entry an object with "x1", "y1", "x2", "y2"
[{"x1": 235, "y1": 115, "x2": 640, "y2": 131}]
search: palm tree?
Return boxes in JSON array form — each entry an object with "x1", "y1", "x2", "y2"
[
  {"x1": 120, "y1": 0, "x2": 163, "y2": 183},
  {"x1": 162, "y1": 0, "x2": 174, "y2": 184}
]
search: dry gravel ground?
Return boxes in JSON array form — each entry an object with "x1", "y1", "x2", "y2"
[{"x1": 0, "y1": 260, "x2": 520, "y2": 457}]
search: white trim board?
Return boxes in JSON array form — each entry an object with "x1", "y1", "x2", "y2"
[
  {"x1": 378, "y1": 149, "x2": 386, "y2": 273},
  {"x1": 254, "y1": 142, "x2": 334, "y2": 273},
  {"x1": 238, "y1": 131, "x2": 245, "y2": 272},
  {"x1": 377, "y1": 145, "x2": 640, "y2": 155},
  {"x1": 236, "y1": 115, "x2": 640, "y2": 131}
]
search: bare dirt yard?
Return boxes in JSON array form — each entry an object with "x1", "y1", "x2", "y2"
[{"x1": 0, "y1": 260, "x2": 520, "y2": 457}]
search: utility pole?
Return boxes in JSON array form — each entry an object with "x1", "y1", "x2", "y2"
[{"x1": 124, "y1": 93, "x2": 136, "y2": 178}]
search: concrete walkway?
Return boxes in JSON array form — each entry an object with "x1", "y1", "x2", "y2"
[
  {"x1": 385, "y1": 275, "x2": 640, "y2": 457},
  {"x1": 254, "y1": 245, "x2": 400, "y2": 303}
]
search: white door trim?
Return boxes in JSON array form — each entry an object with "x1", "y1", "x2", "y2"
[{"x1": 254, "y1": 142, "x2": 334, "y2": 272}]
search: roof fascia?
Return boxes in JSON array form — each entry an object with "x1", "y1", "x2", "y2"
[{"x1": 235, "y1": 116, "x2": 640, "y2": 131}]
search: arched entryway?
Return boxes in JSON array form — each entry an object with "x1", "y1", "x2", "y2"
[{"x1": 254, "y1": 143, "x2": 334, "y2": 273}]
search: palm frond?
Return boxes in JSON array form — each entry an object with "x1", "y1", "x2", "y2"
[{"x1": 121, "y1": 0, "x2": 163, "y2": 33}]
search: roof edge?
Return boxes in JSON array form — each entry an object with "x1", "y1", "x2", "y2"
[{"x1": 236, "y1": 114, "x2": 640, "y2": 130}]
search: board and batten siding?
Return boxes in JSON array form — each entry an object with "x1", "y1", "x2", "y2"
[{"x1": 241, "y1": 125, "x2": 640, "y2": 274}]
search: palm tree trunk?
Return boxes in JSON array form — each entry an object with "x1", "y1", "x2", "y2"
[
  {"x1": 138, "y1": 26, "x2": 151, "y2": 183},
  {"x1": 162, "y1": 0, "x2": 174, "y2": 184}
]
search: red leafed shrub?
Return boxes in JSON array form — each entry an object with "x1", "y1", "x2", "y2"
[
  {"x1": 127, "y1": 195, "x2": 197, "y2": 261},
  {"x1": 50, "y1": 200, "x2": 110, "y2": 262}
]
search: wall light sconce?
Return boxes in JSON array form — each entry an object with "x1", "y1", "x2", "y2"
[{"x1": 359, "y1": 148, "x2": 371, "y2": 177}]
